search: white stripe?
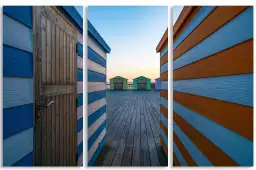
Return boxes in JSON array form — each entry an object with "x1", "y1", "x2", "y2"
[
  {"x1": 88, "y1": 59, "x2": 106, "y2": 75},
  {"x1": 77, "y1": 129, "x2": 83, "y2": 146},
  {"x1": 88, "y1": 128, "x2": 106, "y2": 162},
  {"x1": 4, "y1": 77, "x2": 33, "y2": 109},
  {"x1": 88, "y1": 113, "x2": 106, "y2": 138},
  {"x1": 88, "y1": 37, "x2": 107, "y2": 60},
  {"x1": 77, "y1": 81, "x2": 83, "y2": 94},
  {"x1": 88, "y1": 82, "x2": 106, "y2": 93},
  {"x1": 3, "y1": 128, "x2": 33, "y2": 166},
  {"x1": 88, "y1": 98, "x2": 106, "y2": 116},
  {"x1": 3, "y1": 14, "x2": 33, "y2": 53},
  {"x1": 77, "y1": 56, "x2": 83, "y2": 69},
  {"x1": 77, "y1": 32, "x2": 83, "y2": 45},
  {"x1": 77, "y1": 105, "x2": 83, "y2": 120},
  {"x1": 77, "y1": 154, "x2": 83, "y2": 166}
]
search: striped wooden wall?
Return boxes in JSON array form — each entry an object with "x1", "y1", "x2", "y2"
[
  {"x1": 77, "y1": 31, "x2": 83, "y2": 166},
  {"x1": 3, "y1": 6, "x2": 34, "y2": 166},
  {"x1": 173, "y1": 6, "x2": 253, "y2": 166},
  {"x1": 156, "y1": 29, "x2": 168, "y2": 158},
  {"x1": 88, "y1": 21, "x2": 111, "y2": 166}
]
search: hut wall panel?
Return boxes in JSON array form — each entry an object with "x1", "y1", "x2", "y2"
[
  {"x1": 159, "y1": 40, "x2": 168, "y2": 157},
  {"x1": 173, "y1": 6, "x2": 253, "y2": 166},
  {"x1": 77, "y1": 31, "x2": 83, "y2": 165},
  {"x1": 155, "y1": 78, "x2": 161, "y2": 90},
  {"x1": 3, "y1": 6, "x2": 34, "y2": 166},
  {"x1": 88, "y1": 34, "x2": 107, "y2": 166}
]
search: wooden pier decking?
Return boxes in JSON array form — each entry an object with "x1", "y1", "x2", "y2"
[{"x1": 94, "y1": 91, "x2": 168, "y2": 166}]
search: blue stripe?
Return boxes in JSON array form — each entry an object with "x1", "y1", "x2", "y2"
[
  {"x1": 88, "y1": 47, "x2": 106, "y2": 67},
  {"x1": 88, "y1": 135, "x2": 106, "y2": 166},
  {"x1": 88, "y1": 20, "x2": 111, "y2": 53},
  {"x1": 77, "y1": 93, "x2": 83, "y2": 107},
  {"x1": 173, "y1": 7, "x2": 253, "y2": 70},
  {"x1": 174, "y1": 101, "x2": 253, "y2": 166},
  {"x1": 160, "y1": 128, "x2": 168, "y2": 147},
  {"x1": 88, "y1": 90, "x2": 106, "y2": 104},
  {"x1": 88, "y1": 120, "x2": 106, "y2": 150},
  {"x1": 3, "y1": 103, "x2": 33, "y2": 140},
  {"x1": 61, "y1": 6, "x2": 83, "y2": 33},
  {"x1": 173, "y1": 6, "x2": 216, "y2": 49},
  {"x1": 173, "y1": 74, "x2": 253, "y2": 107},
  {"x1": 160, "y1": 97, "x2": 168, "y2": 109},
  {"x1": 174, "y1": 122, "x2": 212, "y2": 166},
  {"x1": 160, "y1": 44, "x2": 168, "y2": 58},
  {"x1": 77, "y1": 117, "x2": 83, "y2": 132},
  {"x1": 160, "y1": 62, "x2": 168, "y2": 73},
  {"x1": 77, "y1": 43, "x2": 83, "y2": 57},
  {"x1": 88, "y1": 105, "x2": 106, "y2": 127},
  {"x1": 3, "y1": 45, "x2": 33, "y2": 78},
  {"x1": 13, "y1": 152, "x2": 33, "y2": 166},
  {"x1": 3, "y1": 128, "x2": 33, "y2": 166},
  {"x1": 77, "y1": 68, "x2": 83, "y2": 81},
  {"x1": 161, "y1": 81, "x2": 168, "y2": 90},
  {"x1": 3, "y1": 6, "x2": 32, "y2": 28},
  {"x1": 3, "y1": 14, "x2": 33, "y2": 53},
  {"x1": 88, "y1": 70, "x2": 106, "y2": 82},
  {"x1": 160, "y1": 114, "x2": 168, "y2": 128},
  {"x1": 173, "y1": 142, "x2": 187, "y2": 166},
  {"x1": 77, "y1": 141, "x2": 83, "y2": 158},
  {"x1": 4, "y1": 77, "x2": 33, "y2": 109}
]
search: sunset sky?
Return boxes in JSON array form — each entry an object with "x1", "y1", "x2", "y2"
[{"x1": 88, "y1": 6, "x2": 168, "y2": 82}]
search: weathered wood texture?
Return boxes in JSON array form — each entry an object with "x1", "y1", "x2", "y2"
[
  {"x1": 34, "y1": 6, "x2": 77, "y2": 166},
  {"x1": 94, "y1": 91, "x2": 168, "y2": 166}
]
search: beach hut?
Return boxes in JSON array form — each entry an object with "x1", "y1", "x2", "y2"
[
  {"x1": 156, "y1": 28, "x2": 168, "y2": 158},
  {"x1": 109, "y1": 76, "x2": 128, "y2": 90},
  {"x1": 155, "y1": 78, "x2": 161, "y2": 90},
  {"x1": 133, "y1": 76, "x2": 151, "y2": 90},
  {"x1": 87, "y1": 20, "x2": 111, "y2": 166},
  {"x1": 172, "y1": 6, "x2": 253, "y2": 166},
  {"x1": 3, "y1": 6, "x2": 83, "y2": 166}
]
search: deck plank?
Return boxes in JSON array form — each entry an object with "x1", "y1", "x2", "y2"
[{"x1": 94, "y1": 91, "x2": 167, "y2": 166}]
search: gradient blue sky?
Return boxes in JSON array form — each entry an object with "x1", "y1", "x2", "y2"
[
  {"x1": 88, "y1": 6, "x2": 168, "y2": 82},
  {"x1": 173, "y1": 6, "x2": 183, "y2": 25}
]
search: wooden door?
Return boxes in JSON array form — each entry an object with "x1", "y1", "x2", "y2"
[
  {"x1": 138, "y1": 79, "x2": 147, "y2": 90},
  {"x1": 113, "y1": 78, "x2": 123, "y2": 90},
  {"x1": 34, "y1": 6, "x2": 77, "y2": 166}
]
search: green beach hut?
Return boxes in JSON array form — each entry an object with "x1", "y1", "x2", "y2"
[
  {"x1": 133, "y1": 76, "x2": 151, "y2": 90},
  {"x1": 109, "y1": 76, "x2": 128, "y2": 90}
]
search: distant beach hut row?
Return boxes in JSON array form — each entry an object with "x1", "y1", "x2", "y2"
[{"x1": 109, "y1": 76, "x2": 160, "y2": 90}]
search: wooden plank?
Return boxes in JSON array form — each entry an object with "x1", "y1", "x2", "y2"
[
  {"x1": 55, "y1": 95, "x2": 60, "y2": 165},
  {"x1": 160, "y1": 52, "x2": 168, "y2": 65},
  {"x1": 46, "y1": 19, "x2": 51, "y2": 84},
  {"x1": 63, "y1": 33, "x2": 66, "y2": 84},
  {"x1": 59, "y1": 95, "x2": 64, "y2": 165},
  {"x1": 160, "y1": 71, "x2": 168, "y2": 81},
  {"x1": 174, "y1": 6, "x2": 248, "y2": 60},
  {"x1": 174, "y1": 39, "x2": 253, "y2": 80},
  {"x1": 46, "y1": 96, "x2": 52, "y2": 165},
  {"x1": 41, "y1": 16, "x2": 47, "y2": 84},
  {"x1": 41, "y1": 85, "x2": 74, "y2": 96},
  {"x1": 51, "y1": 23, "x2": 56, "y2": 84},
  {"x1": 51, "y1": 95, "x2": 56, "y2": 165},
  {"x1": 60, "y1": 30, "x2": 64, "y2": 84},
  {"x1": 56, "y1": 27, "x2": 60, "y2": 84}
]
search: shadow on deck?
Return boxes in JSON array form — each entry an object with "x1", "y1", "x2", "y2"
[{"x1": 94, "y1": 90, "x2": 168, "y2": 166}]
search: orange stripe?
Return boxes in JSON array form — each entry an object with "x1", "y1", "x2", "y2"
[
  {"x1": 174, "y1": 112, "x2": 238, "y2": 166},
  {"x1": 160, "y1": 105, "x2": 168, "y2": 119},
  {"x1": 174, "y1": 132, "x2": 197, "y2": 166},
  {"x1": 174, "y1": 91, "x2": 253, "y2": 141},
  {"x1": 174, "y1": 6, "x2": 248, "y2": 61},
  {"x1": 174, "y1": 39, "x2": 253, "y2": 79},
  {"x1": 173, "y1": 6, "x2": 198, "y2": 41},
  {"x1": 160, "y1": 136, "x2": 168, "y2": 156},
  {"x1": 160, "y1": 52, "x2": 168, "y2": 65},
  {"x1": 160, "y1": 120, "x2": 168, "y2": 137},
  {"x1": 160, "y1": 90, "x2": 168, "y2": 100},
  {"x1": 156, "y1": 29, "x2": 168, "y2": 52},
  {"x1": 173, "y1": 152, "x2": 181, "y2": 166},
  {"x1": 160, "y1": 71, "x2": 168, "y2": 81}
]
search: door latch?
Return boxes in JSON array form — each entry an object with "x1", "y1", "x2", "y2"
[{"x1": 36, "y1": 101, "x2": 55, "y2": 119}]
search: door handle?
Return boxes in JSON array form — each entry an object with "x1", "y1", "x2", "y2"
[{"x1": 38, "y1": 101, "x2": 55, "y2": 109}]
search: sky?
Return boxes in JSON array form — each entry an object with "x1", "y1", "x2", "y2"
[
  {"x1": 172, "y1": 6, "x2": 184, "y2": 25},
  {"x1": 88, "y1": 6, "x2": 168, "y2": 82}
]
